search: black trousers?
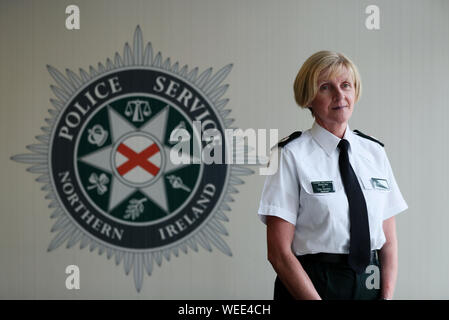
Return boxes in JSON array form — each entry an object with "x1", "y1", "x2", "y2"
[{"x1": 274, "y1": 253, "x2": 381, "y2": 300}]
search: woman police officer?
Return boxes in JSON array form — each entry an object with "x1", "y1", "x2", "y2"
[{"x1": 257, "y1": 51, "x2": 408, "y2": 300}]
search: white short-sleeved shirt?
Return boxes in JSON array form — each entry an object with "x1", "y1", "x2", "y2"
[{"x1": 258, "y1": 122, "x2": 408, "y2": 256}]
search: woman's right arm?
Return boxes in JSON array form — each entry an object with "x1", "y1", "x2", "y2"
[{"x1": 266, "y1": 215, "x2": 321, "y2": 300}]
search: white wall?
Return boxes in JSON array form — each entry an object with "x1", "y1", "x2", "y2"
[{"x1": 1, "y1": 0, "x2": 448, "y2": 299}]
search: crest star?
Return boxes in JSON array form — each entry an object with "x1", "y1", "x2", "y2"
[{"x1": 79, "y1": 103, "x2": 198, "y2": 214}]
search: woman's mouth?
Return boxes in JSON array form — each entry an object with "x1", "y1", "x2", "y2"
[{"x1": 332, "y1": 105, "x2": 347, "y2": 110}]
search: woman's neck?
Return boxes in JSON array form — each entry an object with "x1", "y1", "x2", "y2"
[{"x1": 315, "y1": 118, "x2": 347, "y2": 139}]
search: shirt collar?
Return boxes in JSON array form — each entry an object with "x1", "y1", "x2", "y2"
[{"x1": 311, "y1": 121, "x2": 357, "y2": 156}]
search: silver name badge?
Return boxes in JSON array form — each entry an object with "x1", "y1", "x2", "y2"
[{"x1": 371, "y1": 178, "x2": 389, "y2": 190}]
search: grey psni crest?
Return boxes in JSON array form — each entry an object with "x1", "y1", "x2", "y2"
[{"x1": 11, "y1": 26, "x2": 253, "y2": 292}]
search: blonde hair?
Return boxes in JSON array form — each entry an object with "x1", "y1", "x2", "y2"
[{"x1": 293, "y1": 51, "x2": 362, "y2": 113}]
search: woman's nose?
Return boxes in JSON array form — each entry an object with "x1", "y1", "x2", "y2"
[{"x1": 333, "y1": 88, "x2": 344, "y2": 102}]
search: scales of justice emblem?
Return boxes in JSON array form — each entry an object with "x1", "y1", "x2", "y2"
[{"x1": 12, "y1": 26, "x2": 252, "y2": 292}]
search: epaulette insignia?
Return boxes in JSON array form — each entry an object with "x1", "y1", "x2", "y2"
[
  {"x1": 266, "y1": 131, "x2": 302, "y2": 168},
  {"x1": 277, "y1": 131, "x2": 302, "y2": 148},
  {"x1": 353, "y1": 129, "x2": 384, "y2": 147}
]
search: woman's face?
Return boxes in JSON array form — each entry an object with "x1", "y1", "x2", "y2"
[{"x1": 310, "y1": 67, "x2": 355, "y2": 130}]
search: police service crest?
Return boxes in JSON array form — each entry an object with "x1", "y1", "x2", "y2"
[{"x1": 12, "y1": 26, "x2": 252, "y2": 291}]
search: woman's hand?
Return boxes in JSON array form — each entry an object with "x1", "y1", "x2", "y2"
[
  {"x1": 379, "y1": 216, "x2": 398, "y2": 300},
  {"x1": 266, "y1": 216, "x2": 322, "y2": 300}
]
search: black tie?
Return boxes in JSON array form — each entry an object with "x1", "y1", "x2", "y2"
[{"x1": 338, "y1": 139, "x2": 371, "y2": 274}]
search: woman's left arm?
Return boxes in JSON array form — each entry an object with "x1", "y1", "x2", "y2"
[{"x1": 379, "y1": 216, "x2": 398, "y2": 299}]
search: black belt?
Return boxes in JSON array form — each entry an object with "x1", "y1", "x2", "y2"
[{"x1": 297, "y1": 250, "x2": 379, "y2": 265}]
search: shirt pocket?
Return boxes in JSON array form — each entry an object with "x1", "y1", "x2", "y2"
[
  {"x1": 359, "y1": 174, "x2": 390, "y2": 223},
  {"x1": 299, "y1": 176, "x2": 344, "y2": 227},
  {"x1": 359, "y1": 175, "x2": 391, "y2": 193}
]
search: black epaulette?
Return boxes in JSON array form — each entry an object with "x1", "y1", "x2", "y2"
[
  {"x1": 266, "y1": 131, "x2": 302, "y2": 168},
  {"x1": 353, "y1": 129, "x2": 384, "y2": 147},
  {"x1": 277, "y1": 131, "x2": 302, "y2": 148}
]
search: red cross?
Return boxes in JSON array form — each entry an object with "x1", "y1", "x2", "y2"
[{"x1": 116, "y1": 143, "x2": 160, "y2": 176}]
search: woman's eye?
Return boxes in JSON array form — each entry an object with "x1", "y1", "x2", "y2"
[
  {"x1": 342, "y1": 83, "x2": 351, "y2": 88},
  {"x1": 320, "y1": 84, "x2": 329, "y2": 90}
]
